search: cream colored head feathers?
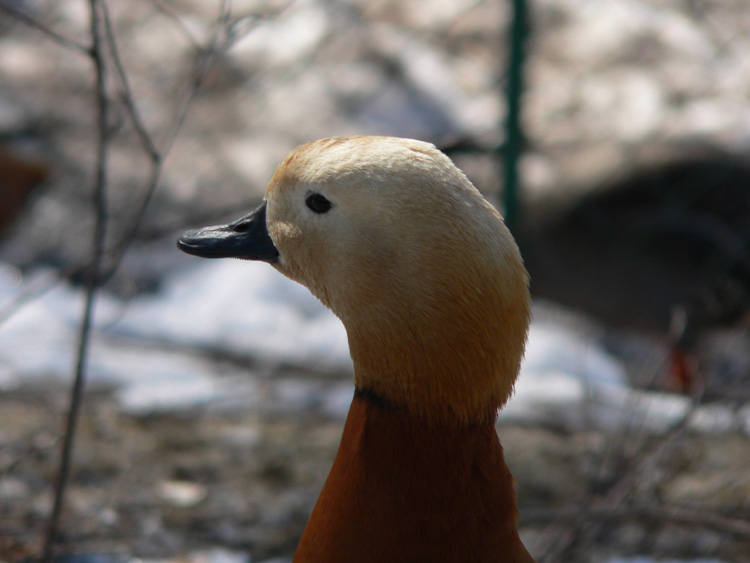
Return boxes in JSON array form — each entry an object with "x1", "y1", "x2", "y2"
[{"x1": 261, "y1": 136, "x2": 529, "y2": 425}]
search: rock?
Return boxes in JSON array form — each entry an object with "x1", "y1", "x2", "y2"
[{"x1": 158, "y1": 480, "x2": 208, "y2": 508}]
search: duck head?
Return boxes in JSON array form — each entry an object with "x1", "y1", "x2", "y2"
[{"x1": 179, "y1": 136, "x2": 530, "y2": 425}]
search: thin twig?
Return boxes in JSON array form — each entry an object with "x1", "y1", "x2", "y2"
[
  {"x1": 98, "y1": 0, "x2": 247, "y2": 284},
  {"x1": 0, "y1": 0, "x2": 280, "y2": 330},
  {"x1": 41, "y1": 0, "x2": 110, "y2": 559},
  {"x1": 95, "y1": 0, "x2": 163, "y2": 286},
  {"x1": 159, "y1": 0, "x2": 232, "y2": 155},
  {"x1": 0, "y1": 6, "x2": 274, "y2": 555},
  {"x1": 536, "y1": 388, "x2": 708, "y2": 562},
  {"x1": 100, "y1": 1, "x2": 159, "y2": 161},
  {"x1": 522, "y1": 504, "x2": 750, "y2": 540},
  {"x1": 602, "y1": 389, "x2": 706, "y2": 509},
  {"x1": 158, "y1": 0, "x2": 289, "y2": 154},
  {"x1": 0, "y1": 194, "x2": 260, "y2": 328},
  {"x1": 0, "y1": 268, "x2": 66, "y2": 325},
  {"x1": 37, "y1": 6, "x2": 271, "y2": 552},
  {"x1": 0, "y1": 0, "x2": 91, "y2": 54},
  {"x1": 100, "y1": 0, "x2": 243, "y2": 278},
  {"x1": 149, "y1": 0, "x2": 202, "y2": 52}
]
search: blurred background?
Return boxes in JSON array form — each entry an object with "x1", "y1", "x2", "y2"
[{"x1": 0, "y1": 0, "x2": 748, "y2": 561}]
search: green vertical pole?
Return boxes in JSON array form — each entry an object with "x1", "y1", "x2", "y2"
[{"x1": 502, "y1": 0, "x2": 528, "y2": 233}]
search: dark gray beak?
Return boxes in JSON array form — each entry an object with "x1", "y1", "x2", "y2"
[{"x1": 177, "y1": 201, "x2": 279, "y2": 262}]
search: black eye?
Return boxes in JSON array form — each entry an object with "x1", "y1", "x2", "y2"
[{"x1": 305, "y1": 193, "x2": 332, "y2": 214}]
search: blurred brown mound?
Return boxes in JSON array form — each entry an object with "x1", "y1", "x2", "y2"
[
  {"x1": 519, "y1": 149, "x2": 750, "y2": 391},
  {"x1": 0, "y1": 144, "x2": 49, "y2": 236}
]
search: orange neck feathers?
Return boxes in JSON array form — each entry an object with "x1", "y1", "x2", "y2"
[{"x1": 294, "y1": 390, "x2": 535, "y2": 562}]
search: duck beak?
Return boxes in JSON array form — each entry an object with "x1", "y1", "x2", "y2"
[{"x1": 177, "y1": 201, "x2": 280, "y2": 263}]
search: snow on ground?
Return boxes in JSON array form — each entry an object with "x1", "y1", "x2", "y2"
[{"x1": 1, "y1": 259, "x2": 747, "y2": 435}]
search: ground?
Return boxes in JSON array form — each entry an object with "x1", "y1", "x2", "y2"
[{"x1": 1, "y1": 374, "x2": 748, "y2": 562}]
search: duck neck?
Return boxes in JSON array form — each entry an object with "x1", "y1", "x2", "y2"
[
  {"x1": 294, "y1": 390, "x2": 534, "y2": 563},
  {"x1": 340, "y1": 280, "x2": 529, "y2": 425}
]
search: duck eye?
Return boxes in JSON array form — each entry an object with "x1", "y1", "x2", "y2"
[{"x1": 305, "y1": 193, "x2": 332, "y2": 214}]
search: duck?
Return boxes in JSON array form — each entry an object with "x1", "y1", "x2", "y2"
[{"x1": 178, "y1": 136, "x2": 535, "y2": 562}]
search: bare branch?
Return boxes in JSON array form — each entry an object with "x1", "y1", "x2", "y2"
[
  {"x1": 0, "y1": 268, "x2": 65, "y2": 325},
  {"x1": 522, "y1": 504, "x2": 750, "y2": 540},
  {"x1": 536, "y1": 389, "x2": 711, "y2": 562},
  {"x1": 148, "y1": 0, "x2": 202, "y2": 52},
  {"x1": 41, "y1": 1, "x2": 110, "y2": 559},
  {"x1": 0, "y1": 0, "x2": 275, "y2": 327},
  {"x1": 602, "y1": 390, "x2": 706, "y2": 510},
  {"x1": 99, "y1": 0, "x2": 160, "y2": 162},
  {"x1": 99, "y1": 0, "x2": 238, "y2": 283},
  {"x1": 0, "y1": 0, "x2": 91, "y2": 54}
]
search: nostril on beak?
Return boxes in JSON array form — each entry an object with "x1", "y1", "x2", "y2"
[{"x1": 231, "y1": 220, "x2": 251, "y2": 233}]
